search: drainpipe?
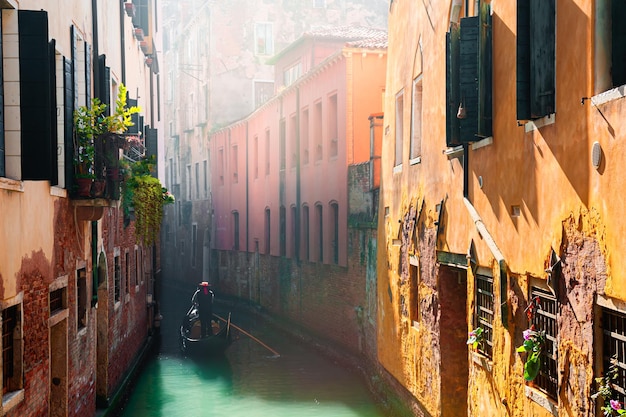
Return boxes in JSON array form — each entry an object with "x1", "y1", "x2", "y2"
[{"x1": 120, "y1": 0, "x2": 126, "y2": 84}]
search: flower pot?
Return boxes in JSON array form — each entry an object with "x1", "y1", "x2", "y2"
[
  {"x1": 91, "y1": 179, "x2": 106, "y2": 198},
  {"x1": 76, "y1": 178, "x2": 93, "y2": 197}
]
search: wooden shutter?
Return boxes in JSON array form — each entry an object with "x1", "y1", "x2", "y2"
[
  {"x1": 85, "y1": 42, "x2": 91, "y2": 104},
  {"x1": 19, "y1": 10, "x2": 53, "y2": 181},
  {"x1": 0, "y1": 12, "x2": 4, "y2": 178},
  {"x1": 446, "y1": 26, "x2": 460, "y2": 147},
  {"x1": 145, "y1": 127, "x2": 158, "y2": 159},
  {"x1": 49, "y1": 40, "x2": 58, "y2": 185},
  {"x1": 128, "y1": 98, "x2": 139, "y2": 134},
  {"x1": 516, "y1": 0, "x2": 531, "y2": 120},
  {"x1": 529, "y1": 0, "x2": 555, "y2": 118},
  {"x1": 612, "y1": 0, "x2": 626, "y2": 87},
  {"x1": 64, "y1": 57, "x2": 74, "y2": 190},
  {"x1": 71, "y1": 25, "x2": 78, "y2": 111},
  {"x1": 97, "y1": 54, "x2": 111, "y2": 110},
  {"x1": 478, "y1": 2, "x2": 492, "y2": 138},
  {"x1": 459, "y1": 16, "x2": 479, "y2": 143}
]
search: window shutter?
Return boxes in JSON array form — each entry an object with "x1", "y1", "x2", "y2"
[
  {"x1": 145, "y1": 127, "x2": 158, "y2": 160},
  {"x1": 478, "y1": 2, "x2": 492, "y2": 138},
  {"x1": 529, "y1": 0, "x2": 555, "y2": 118},
  {"x1": 64, "y1": 57, "x2": 74, "y2": 190},
  {"x1": 516, "y1": 0, "x2": 531, "y2": 120},
  {"x1": 128, "y1": 98, "x2": 139, "y2": 134},
  {"x1": 19, "y1": 10, "x2": 53, "y2": 181},
  {"x1": 612, "y1": 0, "x2": 626, "y2": 87},
  {"x1": 71, "y1": 25, "x2": 78, "y2": 111},
  {"x1": 96, "y1": 55, "x2": 111, "y2": 110},
  {"x1": 49, "y1": 40, "x2": 58, "y2": 185},
  {"x1": 85, "y1": 42, "x2": 91, "y2": 104},
  {"x1": 0, "y1": 12, "x2": 4, "y2": 178},
  {"x1": 446, "y1": 26, "x2": 460, "y2": 147},
  {"x1": 459, "y1": 16, "x2": 479, "y2": 143}
]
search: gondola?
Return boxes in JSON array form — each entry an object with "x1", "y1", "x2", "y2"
[{"x1": 179, "y1": 303, "x2": 232, "y2": 355}]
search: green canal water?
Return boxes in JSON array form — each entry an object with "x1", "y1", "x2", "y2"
[{"x1": 115, "y1": 289, "x2": 389, "y2": 417}]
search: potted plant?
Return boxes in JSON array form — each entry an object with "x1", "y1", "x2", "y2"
[{"x1": 73, "y1": 83, "x2": 140, "y2": 197}]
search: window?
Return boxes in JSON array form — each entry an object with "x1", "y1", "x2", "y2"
[
  {"x1": 134, "y1": 248, "x2": 139, "y2": 286},
  {"x1": 264, "y1": 208, "x2": 271, "y2": 254},
  {"x1": 410, "y1": 76, "x2": 423, "y2": 162},
  {"x1": 279, "y1": 120, "x2": 286, "y2": 170},
  {"x1": 474, "y1": 273, "x2": 494, "y2": 358},
  {"x1": 302, "y1": 109, "x2": 309, "y2": 165},
  {"x1": 517, "y1": 0, "x2": 555, "y2": 120},
  {"x1": 265, "y1": 130, "x2": 270, "y2": 175},
  {"x1": 290, "y1": 115, "x2": 297, "y2": 168},
  {"x1": 330, "y1": 202, "x2": 339, "y2": 264},
  {"x1": 302, "y1": 205, "x2": 310, "y2": 260},
  {"x1": 595, "y1": 1, "x2": 626, "y2": 91},
  {"x1": 283, "y1": 63, "x2": 301, "y2": 87},
  {"x1": 232, "y1": 145, "x2": 238, "y2": 183},
  {"x1": 314, "y1": 101, "x2": 322, "y2": 161},
  {"x1": 316, "y1": 204, "x2": 324, "y2": 262},
  {"x1": 203, "y1": 160, "x2": 208, "y2": 197},
  {"x1": 255, "y1": 23, "x2": 274, "y2": 56},
  {"x1": 528, "y1": 286, "x2": 557, "y2": 398},
  {"x1": 254, "y1": 80, "x2": 274, "y2": 108},
  {"x1": 114, "y1": 255, "x2": 121, "y2": 303},
  {"x1": 219, "y1": 148, "x2": 225, "y2": 185},
  {"x1": 125, "y1": 251, "x2": 130, "y2": 295},
  {"x1": 253, "y1": 136, "x2": 259, "y2": 179},
  {"x1": 290, "y1": 206, "x2": 297, "y2": 258},
  {"x1": 279, "y1": 206, "x2": 286, "y2": 256},
  {"x1": 186, "y1": 164, "x2": 192, "y2": 199},
  {"x1": 601, "y1": 307, "x2": 626, "y2": 407},
  {"x1": 395, "y1": 90, "x2": 404, "y2": 167},
  {"x1": 2, "y1": 303, "x2": 22, "y2": 395},
  {"x1": 328, "y1": 94, "x2": 338, "y2": 158},
  {"x1": 49, "y1": 288, "x2": 66, "y2": 315},
  {"x1": 77, "y1": 268, "x2": 87, "y2": 330},
  {"x1": 233, "y1": 213, "x2": 239, "y2": 251},
  {"x1": 192, "y1": 223, "x2": 198, "y2": 266},
  {"x1": 195, "y1": 162, "x2": 200, "y2": 198}
]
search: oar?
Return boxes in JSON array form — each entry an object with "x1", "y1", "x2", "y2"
[{"x1": 214, "y1": 313, "x2": 280, "y2": 357}]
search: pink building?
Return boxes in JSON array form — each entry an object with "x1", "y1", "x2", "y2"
[{"x1": 211, "y1": 26, "x2": 387, "y2": 266}]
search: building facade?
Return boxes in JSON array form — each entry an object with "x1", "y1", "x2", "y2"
[
  {"x1": 160, "y1": 0, "x2": 389, "y2": 291},
  {"x1": 0, "y1": 1, "x2": 162, "y2": 416},
  {"x1": 380, "y1": 0, "x2": 626, "y2": 416}
]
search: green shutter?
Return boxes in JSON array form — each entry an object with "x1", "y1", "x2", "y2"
[
  {"x1": 64, "y1": 57, "x2": 74, "y2": 190},
  {"x1": 517, "y1": 0, "x2": 531, "y2": 120},
  {"x1": 128, "y1": 98, "x2": 139, "y2": 134},
  {"x1": 19, "y1": 10, "x2": 53, "y2": 181},
  {"x1": 85, "y1": 42, "x2": 91, "y2": 104},
  {"x1": 446, "y1": 27, "x2": 460, "y2": 147},
  {"x1": 529, "y1": 0, "x2": 555, "y2": 118},
  {"x1": 478, "y1": 2, "x2": 492, "y2": 138},
  {"x1": 459, "y1": 16, "x2": 479, "y2": 143},
  {"x1": 146, "y1": 127, "x2": 158, "y2": 160}
]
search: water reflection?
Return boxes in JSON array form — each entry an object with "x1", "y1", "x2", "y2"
[{"x1": 115, "y1": 289, "x2": 388, "y2": 417}]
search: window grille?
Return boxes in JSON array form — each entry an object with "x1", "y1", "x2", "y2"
[
  {"x1": 2, "y1": 305, "x2": 17, "y2": 392},
  {"x1": 475, "y1": 274, "x2": 494, "y2": 358},
  {"x1": 50, "y1": 288, "x2": 65, "y2": 314},
  {"x1": 602, "y1": 308, "x2": 626, "y2": 405},
  {"x1": 530, "y1": 286, "x2": 558, "y2": 398}
]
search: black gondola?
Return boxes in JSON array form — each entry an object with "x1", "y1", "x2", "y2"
[{"x1": 179, "y1": 303, "x2": 232, "y2": 355}]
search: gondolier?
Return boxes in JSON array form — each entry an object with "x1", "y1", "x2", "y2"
[{"x1": 192, "y1": 282, "x2": 214, "y2": 337}]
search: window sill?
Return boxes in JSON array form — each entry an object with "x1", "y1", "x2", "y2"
[
  {"x1": 50, "y1": 186, "x2": 67, "y2": 198},
  {"x1": 470, "y1": 350, "x2": 493, "y2": 372},
  {"x1": 0, "y1": 178, "x2": 23, "y2": 192},
  {"x1": 2, "y1": 389, "x2": 24, "y2": 412},
  {"x1": 444, "y1": 145, "x2": 463, "y2": 160},
  {"x1": 471, "y1": 136, "x2": 493, "y2": 151},
  {"x1": 77, "y1": 326, "x2": 87, "y2": 338},
  {"x1": 392, "y1": 164, "x2": 403, "y2": 174},
  {"x1": 591, "y1": 84, "x2": 626, "y2": 106},
  {"x1": 524, "y1": 113, "x2": 555, "y2": 133},
  {"x1": 525, "y1": 386, "x2": 558, "y2": 416},
  {"x1": 409, "y1": 157, "x2": 421, "y2": 165}
]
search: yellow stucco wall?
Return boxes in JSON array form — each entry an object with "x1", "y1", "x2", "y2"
[{"x1": 379, "y1": 0, "x2": 624, "y2": 416}]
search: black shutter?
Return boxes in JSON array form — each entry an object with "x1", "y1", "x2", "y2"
[
  {"x1": 612, "y1": 0, "x2": 626, "y2": 87},
  {"x1": 446, "y1": 26, "x2": 460, "y2": 147},
  {"x1": 71, "y1": 25, "x2": 78, "y2": 111},
  {"x1": 97, "y1": 55, "x2": 111, "y2": 111},
  {"x1": 128, "y1": 98, "x2": 139, "y2": 134},
  {"x1": 516, "y1": 0, "x2": 531, "y2": 120},
  {"x1": 0, "y1": 12, "x2": 4, "y2": 178},
  {"x1": 459, "y1": 16, "x2": 479, "y2": 143},
  {"x1": 145, "y1": 127, "x2": 158, "y2": 160},
  {"x1": 64, "y1": 57, "x2": 74, "y2": 190},
  {"x1": 49, "y1": 40, "x2": 58, "y2": 185},
  {"x1": 529, "y1": 0, "x2": 555, "y2": 118},
  {"x1": 85, "y1": 42, "x2": 91, "y2": 104},
  {"x1": 19, "y1": 10, "x2": 53, "y2": 181},
  {"x1": 478, "y1": 2, "x2": 492, "y2": 138}
]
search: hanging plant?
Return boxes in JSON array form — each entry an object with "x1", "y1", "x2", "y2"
[
  {"x1": 592, "y1": 355, "x2": 626, "y2": 416},
  {"x1": 516, "y1": 296, "x2": 545, "y2": 381},
  {"x1": 466, "y1": 326, "x2": 485, "y2": 350},
  {"x1": 122, "y1": 155, "x2": 174, "y2": 246}
]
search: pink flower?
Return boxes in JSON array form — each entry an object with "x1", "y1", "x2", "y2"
[
  {"x1": 611, "y1": 399, "x2": 622, "y2": 410},
  {"x1": 523, "y1": 329, "x2": 532, "y2": 340}
]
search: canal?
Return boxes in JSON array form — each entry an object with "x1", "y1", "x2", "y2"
[{"x1": 113, "y1": 285, "x2": 390, "y2": 417}]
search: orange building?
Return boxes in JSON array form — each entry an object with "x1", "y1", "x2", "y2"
[{"x1": 379, "y1": 0, "x2": 626, "y2": 416}]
